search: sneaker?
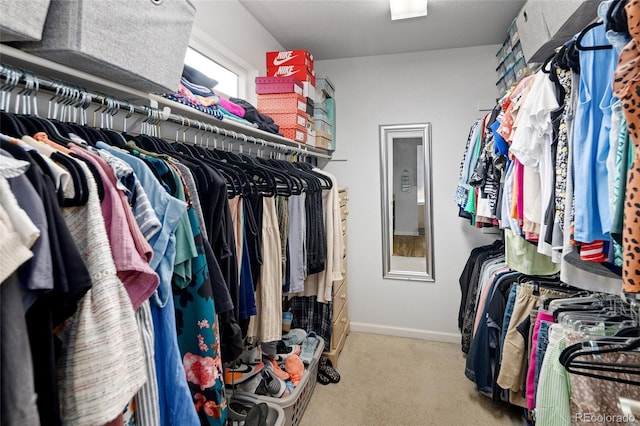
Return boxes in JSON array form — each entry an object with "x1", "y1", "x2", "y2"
[
  {"x1": 237, "y1": 369, "x2": 287, "y2": 398},
  {"x1": 224, "y1": 361, "x2": 264, "y2": 385},
  {"x1": 263, "y1": 357, "x2": 290, "y2": 381},
  {"x1": 282, "y1": 328, "x2": 307, "y2": 345},
  {"x1": 239, "y1": 342, "x2": 262, "y2": 365},
  {"x1": 299, "y1": 333, "x2": 319, "y2": 364},
  {"x1": 274, "y1": 341, "x2": 301, "y2": 362}
]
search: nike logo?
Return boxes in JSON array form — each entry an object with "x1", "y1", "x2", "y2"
[
  {"x1": 273, "y1": 53, "x2": 298, "y2": 66},
  {"x1": 273, "y1": 66, "x2": 300, "y2": 77}
]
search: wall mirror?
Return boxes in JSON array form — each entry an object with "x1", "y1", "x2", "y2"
[{"x1": 379, "y1": 123, "x2": 435, "y2": 281}]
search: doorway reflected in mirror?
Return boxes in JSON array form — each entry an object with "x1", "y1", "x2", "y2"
[{"x1": 379, "y1": 123, "x2": 434, "y2": 281}]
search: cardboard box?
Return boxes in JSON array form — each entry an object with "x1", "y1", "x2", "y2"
[
  {"x1": 255, "y1": 76, "x2": 303, "y2": 95},
  {"x1": 257, "y1": 93, "x2": 306, "y2": 114},
  {"x1": 306, "y1": 97, "x2": 314, "y2": 117},
  {"x1": 303, "y1": 81, "x2": 316, "y2": 100},
  {"x1": 266, "y1": 49, "x2": 314, "y2": 70},
  {"x1": 307, "y1": 128, "x2": 317, "y2": 147},
  {"x1": 268, "y1": 112, "x2": 307, "y2": 128},
  {"x1": 315, "y1": 131, "x2": 332, "y2": 150},
  {"x1": 268, "y1": 65, "x2": 316, "y2": 87},
  {"x1": 280, "y1": 126, "x2": 307, "y2": 143}
]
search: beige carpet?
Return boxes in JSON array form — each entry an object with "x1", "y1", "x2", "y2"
[{"x1": 299, "y1": 332, "x2": 526, "y2": 426}]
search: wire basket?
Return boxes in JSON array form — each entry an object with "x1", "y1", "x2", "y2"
[{"x1": 233, "y1": 337, "x2": 324, "y2": 426}]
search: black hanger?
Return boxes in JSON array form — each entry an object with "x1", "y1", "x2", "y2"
[
  {"x1": 541, "y1": 52, "x2": 556, "y2": 74},
  {"x1": 575, "y1": 21, "x2": 613, "y2": 51},
  {"x1": 559, "y1": 337, "x2": 640, "y2": 386},
  {"x1": 607, "y1": 0, "x2": 629, "y2": 34}
]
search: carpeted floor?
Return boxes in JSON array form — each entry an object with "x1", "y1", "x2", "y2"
[{"x1": 299, "y1": 332, "x2": 526, "y2": 426}]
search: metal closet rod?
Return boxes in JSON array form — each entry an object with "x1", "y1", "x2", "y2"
[{"x1": 0, "y1": 63, "x2": 329, "y2": 159}]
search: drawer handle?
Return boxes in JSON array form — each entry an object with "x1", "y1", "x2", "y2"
[
  {"x1": 342, "y1": 269, "x2": 347, "y2": 275},
  {"x1": 341, "y1": 318, "x2": 347, "y2": 324},
  {"x1": 340, "y1": 294, "x2": 346, "y2": 300}
]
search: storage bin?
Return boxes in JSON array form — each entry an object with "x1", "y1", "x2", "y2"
[
  {"x1": 516, "y1": 0, "x2": 550, "y2": 63},
  {"x1": 229, "y1": 393, "x2": 286, "y2": 426},
  {"x1": 514, "y1": 58, "x2": 528, "y2": 80},
  {"x1": 0, "y1": 0, "x2": 51, "y2": 41},
  {"x1": 313, "y1": 103, "x2": 328, "y2": 121},
  {"x1": 315, "y1": 74, "x2": 335, "y2": 98},
  {"x1": 504, "y1": 51, "x2": 515, "y2": 70},
  {"x1": 258, "y1": 93, "x2": 306, "y2": 114},
  {"x1": 17, "y1": 0, "x2": 196, "y2": 93},
  {"x1": 325, "y1": 98, "x2": 336, "y2": 150},
  {"x1": 508, "y1": 18, "x2": 519, "y2": 47},
  {"x1": 269, "y1": 112, "x2": 307, "y2": 129},
  {"x1": 314, "y1": 116, "x2": 332, "y2": 136},
  {"x1": 234, "y1": 338, "x2": 324, "y2": 426},
  {"x1": 504, "y1": 67, "x2": 516, "y2": 88},
  {"x1": 256, "y1": 76, "x2": 304, "y2": 96}
]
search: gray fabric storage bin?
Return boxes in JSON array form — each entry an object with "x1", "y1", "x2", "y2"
[
  {"x1": 18, "y1": 0, "x2": 196, "y2": 93},
  {"x1": 0, "y1": 0, "x2": 51, "y2": 41}
]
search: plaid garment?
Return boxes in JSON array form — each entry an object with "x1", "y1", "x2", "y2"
[{"x1": 288, "y1": 296, "x2": 332, "y2": 346}]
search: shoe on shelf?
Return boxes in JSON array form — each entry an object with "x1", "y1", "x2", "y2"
[
  {"x1": 282, "y1": 328, "x2": 307, "y2": 345},
  {"x1": 274, "y1": 341, "x2": 301, "y2": 362},
  {"x1": 264, "y1": 357, "x2": 290, "y2": 381},
  {"x1": 224, "y1": 361, "x2": 264, "y2": 385},
  {"x1": 319, "y1": 356, "x2": 340, "y2": 383}
]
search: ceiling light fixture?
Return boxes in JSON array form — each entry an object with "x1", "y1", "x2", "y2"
[{"x1": 389, "y1": 0, "x2": 427, "y2": 20}]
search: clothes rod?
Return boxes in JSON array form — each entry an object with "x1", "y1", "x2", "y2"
[{"x1": 0, "y1": 63, "x2": 331, "y2": 159}]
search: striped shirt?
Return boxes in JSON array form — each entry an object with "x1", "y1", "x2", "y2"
[{"x1": 535, "y1": 324, "x2": 571, "y2": 426}]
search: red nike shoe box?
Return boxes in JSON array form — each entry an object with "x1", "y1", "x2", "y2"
[
  {"x1": 266, "y1": 49, "x2": 314, "y2": 70},
  {"x1": 267, "y1": 64, "x2": 316, "y2": 87}
]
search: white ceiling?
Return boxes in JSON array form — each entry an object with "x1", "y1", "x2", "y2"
[{"x1": 239, "y1": 0, "x2": 526, "y2": 60}]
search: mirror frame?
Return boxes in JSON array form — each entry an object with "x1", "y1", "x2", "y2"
[{"x1": 379, "y1": 123, "x2": 435, "y2": 281}]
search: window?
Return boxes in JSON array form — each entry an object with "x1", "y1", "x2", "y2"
[{"x1": 184, "y1": 47, "x2": 239, "y2": 98}]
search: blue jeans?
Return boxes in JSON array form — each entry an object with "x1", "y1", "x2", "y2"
[
  {"x1": 533, "y1": 320, "x2": 551, "y2": 405},
  {"x1": 500, "y1": 285, "x2": 519, "y2": 363}
]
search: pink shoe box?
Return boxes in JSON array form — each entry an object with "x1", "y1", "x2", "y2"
[{"x1": 255, "y1": 76, "x2": 303, "y2": 95}]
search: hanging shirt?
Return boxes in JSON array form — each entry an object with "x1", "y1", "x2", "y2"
[{"x1": 572, "y1": 23, "x2": 619, "y2": 243}]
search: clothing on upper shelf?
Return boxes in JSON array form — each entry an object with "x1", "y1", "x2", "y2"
[{"x1": 455, "y1": 0, "x2": 640, "y2": 293}]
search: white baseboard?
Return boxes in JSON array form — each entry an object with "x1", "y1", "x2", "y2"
[{"x1": 350, "y1": 322, "x2": 460, "y2": 344}]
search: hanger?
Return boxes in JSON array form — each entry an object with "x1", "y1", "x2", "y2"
[
  {"x1": 559, "y1": 337, "x2": 640, "y2": 386},
  {"x1": 606, "y1": 0, "x2": 629, "y2": 34},
  {"x1": 541, "y1": 52, "x2": 556, "y2": 74},
  {"x1": 575, "y1": 21, "x2": 613, "y2": 51}
]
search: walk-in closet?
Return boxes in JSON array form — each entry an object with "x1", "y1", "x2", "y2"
[{"x1": 1, "y1": 1, "x2": 639, "y2": 425}]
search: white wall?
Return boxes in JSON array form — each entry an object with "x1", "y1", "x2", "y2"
[
  {"x1": 190, "y1": 0, "x2": 284, "y2": 103},
  {"x1": 316, "y1": 46, "x2": 500, "y2": 342}
]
